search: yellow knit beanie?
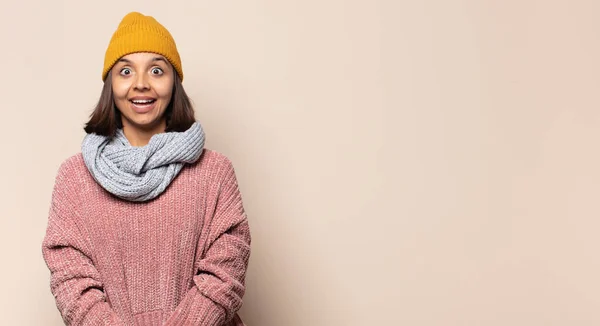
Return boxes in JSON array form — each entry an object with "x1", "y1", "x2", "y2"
[{"x1": 102, "y1": 12, "x2": 183, "y2": 81}]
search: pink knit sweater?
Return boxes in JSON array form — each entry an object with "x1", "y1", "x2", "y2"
[{"x1": 42, "y1": 149, "x2": 251, "y2": 326}]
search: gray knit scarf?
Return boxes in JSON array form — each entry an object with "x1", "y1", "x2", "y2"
[{"x1": 81, "y1": 122, "x2": 205, "y2": 202}]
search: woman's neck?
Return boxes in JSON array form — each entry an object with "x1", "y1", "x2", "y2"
[{"x1": 121, "y1": 119, "x2": 167, "y2": 147}]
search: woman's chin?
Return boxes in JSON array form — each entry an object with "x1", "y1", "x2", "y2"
[{"x1": 122, "y1": 114, "x2": 166, "y2": 131}]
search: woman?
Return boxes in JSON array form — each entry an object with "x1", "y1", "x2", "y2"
[{"x1": 42, "y1": 12, "x2": 251, "y2": 326}]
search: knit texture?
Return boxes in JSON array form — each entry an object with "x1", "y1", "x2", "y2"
[
  {"x1": 42, "y1": 149, "x2": 251, "y2": 326},
  {"x1": 81, "y1": 121, "x2": 205, "y2": 202},
  {"x1": 102, "y1": 12, "x2": 183, "y2": 81}
]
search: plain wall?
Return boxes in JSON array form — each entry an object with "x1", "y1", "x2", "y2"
[{"x1": 1, "y1": 0, "x2": 599, "y2": 325}]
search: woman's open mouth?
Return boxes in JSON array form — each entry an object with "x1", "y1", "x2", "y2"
[{"x1": 129, "y1": 98, "x2": 157, "y2": 113}]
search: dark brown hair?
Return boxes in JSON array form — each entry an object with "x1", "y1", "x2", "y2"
[{"x1": 83, "y1": 71, "x2": 196, "y2": 137}]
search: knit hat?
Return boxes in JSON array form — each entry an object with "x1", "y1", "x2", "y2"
[{"x1": 102, "y1": 12, "x2": 183, "y2": 81}]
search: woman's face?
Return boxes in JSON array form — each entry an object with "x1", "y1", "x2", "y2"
[{"x1": 111, "y1": 52, "x2": 174, "y2": 131}]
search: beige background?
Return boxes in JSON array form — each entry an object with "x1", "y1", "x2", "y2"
[{"x1": 1, "y1": 0, "x2": 599, "y2": 325}]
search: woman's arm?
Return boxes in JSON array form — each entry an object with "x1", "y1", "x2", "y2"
[
  {"x1": 42, "y1": 159, "x2": 124, "y2": 326},
  {"x1": 164, "y1": 157, "x2": 252, "y2": 326}
]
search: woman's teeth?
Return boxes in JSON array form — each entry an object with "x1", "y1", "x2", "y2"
[{"x1": 132, "y1": 99, "x2": 155, "y2": 104}]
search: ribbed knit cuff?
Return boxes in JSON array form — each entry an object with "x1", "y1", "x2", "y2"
[
  {"x1": 164, "y1": 286, "x2": 226, "y2": 326},
  {"x1": 81, "y1": 301, "x2": 125, "y2": 326},
  {"x1": 134, "y1": 310, "x2": 163, "y2": 326}
]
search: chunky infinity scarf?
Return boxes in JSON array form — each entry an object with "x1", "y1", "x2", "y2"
[{"x1": 81, "y1": 122, "x2": 205, "y2": 202}]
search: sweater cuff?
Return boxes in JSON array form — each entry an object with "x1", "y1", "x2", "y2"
[
  {"x1": 81, "y1": 301, "x2": 125, "y2": 326},
  {"x1": 165, "y1": 286, "x2": 226, "y2": 326},
  {"x1": 133, "y1": 309, "x2": 163, "y2": 326}
]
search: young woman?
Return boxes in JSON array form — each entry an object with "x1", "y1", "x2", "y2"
[{"x1": 42, "y1": 12, "x2": 251, "y2": 326}]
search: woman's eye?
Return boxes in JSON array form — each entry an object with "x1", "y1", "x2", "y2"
[
  {"x1": 120, "y1": 68, "x2": 131, "y2": 76},
  {"x1": 151, "y1": 68, "x2": 164, "y2": 75}
]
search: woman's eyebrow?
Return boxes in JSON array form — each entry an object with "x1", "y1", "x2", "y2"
[
  {"x1": 116, "y1": 57, "x2": 167, "y2": 65},
  {"x1": 152, "y1": 57, "x2": 168, "y2": 64}
]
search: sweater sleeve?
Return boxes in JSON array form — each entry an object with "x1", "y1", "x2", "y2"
[
  {"x1": 164, "y1": 157, "x2": 252, "y2": 326},
  {"x1": 41, "y1": 160, "x2": 125, "y2": 326}
]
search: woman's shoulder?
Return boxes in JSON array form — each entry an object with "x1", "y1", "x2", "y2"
[
  {"x1": 49, "y1": 153, "x2": 91, "y2": 194},
  {"x1": 55, "y1": 153, "x2": 84, "y2": 174},
  {"x1": 198, "y1": 148, "x2": 234, "y2": 165},
  {"x1": 188, "y1": 148, "x2": 238, "y2": 176},
  {"x1": 53, "y1": 153, "x2": 89, "y2": 182}
]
